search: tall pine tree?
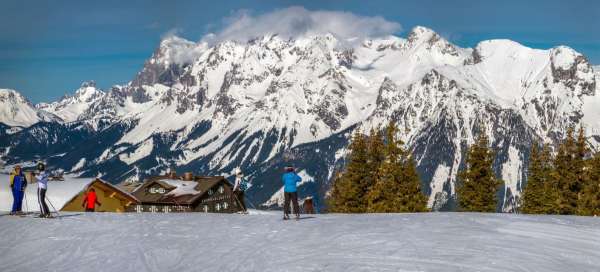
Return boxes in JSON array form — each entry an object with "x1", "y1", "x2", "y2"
[
  {"x1": 328, "y1": 129, "x2": 369, "y2": 213},
  {"x1": 456, "y1": 133, "x2": 501, "y2": 212},
  {"x1": 521, "y1": 143, "x2": 554, "y2": 214},
  {"x1": 365, "y1": 127, "x2": 385, "y2": 196},
  {"x1": 578, "y1": 152, "x2": 600, "y2": 216},
  {"x1": 367, "y1": 122, "x2": 427, "y2": 212},
  {"x1": 367, "y1": 122, "x2": 404, "y2": 212},
  {"x1": 398, "y1": 154, "x2": 428, "y2": 212},
  {"x1": 573, "y1": 126, "x2": 589, "y2": 206},
  {"x1": 551, "y1": 127, "x2": 579, "y2": 214}
]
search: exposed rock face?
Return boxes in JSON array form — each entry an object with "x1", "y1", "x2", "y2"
[{"x1": 1, "y1": 26, "x2": 599, "y2": 212}]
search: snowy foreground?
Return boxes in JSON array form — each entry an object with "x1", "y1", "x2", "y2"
[{"x1": 0, "y1": 212, "x2": 599, "y2": 272}]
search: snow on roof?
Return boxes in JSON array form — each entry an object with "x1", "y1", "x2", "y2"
[
  {"x1": 134, "y1": 175, "x2": 227, "y2": 205},
  {"x1": 160, "y1": 179, "x2": 200, "y2": 197}
]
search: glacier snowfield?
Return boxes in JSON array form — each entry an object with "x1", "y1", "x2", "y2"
[{"x1": 0, "y1": 212, "x2": 598, "y2": 272}]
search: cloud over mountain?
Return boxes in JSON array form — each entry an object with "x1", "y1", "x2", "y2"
[{"x1": 202, "y1": 6, "x2": 402, "y2": 43}]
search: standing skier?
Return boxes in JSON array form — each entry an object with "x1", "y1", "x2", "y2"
[
  {"x1": 233, "y1": 169, "x2": 248, "y2": 212},
  {"x1": 9, "y1": 165, "x2": 27, "y2": 215},
  {"x1": 36, "y1": 162, "x2": 51, "y2": 218},
  {"x1": 82, "y1": 188, "x2": 102, "y2": 212},
  {"x1": 282, "y1": 166, "x2": 302, "y2": 220}
]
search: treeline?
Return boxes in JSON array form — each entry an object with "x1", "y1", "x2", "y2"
[
  {"x1": 328, "y1": 122, "x2": 428, "y2": 213},
  {"x1": 521, "y1": 127, "x2": 600, "y2": 216},
  {"x1": 327, "y1": 122, "x2": 502, "y2": 213},
  {"x1": 328, "y1": 124, "x2": 600, "y2": 216}
]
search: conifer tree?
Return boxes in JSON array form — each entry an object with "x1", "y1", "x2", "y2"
[
  {"x1": 521, "y1": 143, "x2": 554, "y2": 214},
  {"x1": 578, "y1": 152, "x2": 600, "y2": 216},
  {"x1": 366, "y1": 122, "x2": 403, "y2": 212},
  {"x1": 398, "y1": 154, "x2": 428, "y2": 212},
  {"x1": 551, "y1": 127, "x2": 579, "y2": 214},
  {"x1": 328, "y1": 129, "x2": 369, "y2": 213},
  {"x1": 522, "y1": 143, "x2": 544, "y2": 214},
  {"x1": 456, "y1": 133, "x2": 501, "y2": 212},
  {"x1": 573, "y1": 126, "x2": 589, "y2": 202},
  {"x1": 367, "y1": 122, "x2": 427, "y2": 212},
  {"x1": 364, "y1": 127, "x2": 385, "y2": 197}
]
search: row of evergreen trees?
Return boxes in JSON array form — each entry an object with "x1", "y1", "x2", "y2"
[
  {"x1": 327, "y1": 123, "x2": 502, "y2": 213},
  {"x1": 328, "y1": 122, "x2": 428, "y2": 213},
  {"x1": 328, "y1": 123, "x2": 600, "y2": 216},
  {"x1": 521, "y1": 127, "x2": 600, "y2": 216}
]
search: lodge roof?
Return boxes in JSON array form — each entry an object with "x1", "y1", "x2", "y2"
[
  {"x1": 63, "y1": 178, "x2": 139, "y2": 207},
  {"x1": 132, "y1": 175, "x2": 230, "y2": 205}
]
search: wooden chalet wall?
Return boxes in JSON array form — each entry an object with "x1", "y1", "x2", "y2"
[{"x1": 61, "y1": 179, "x2": 137, "y2": 212}]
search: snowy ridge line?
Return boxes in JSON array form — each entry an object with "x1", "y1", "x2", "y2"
[{"x1": 1, "y1": 25, "x2": 599, "y2": 211}]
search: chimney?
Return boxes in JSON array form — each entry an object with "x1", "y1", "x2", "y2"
[
  {"x1": 183, "y1": 172, "x2": 194, "y2": 181},
  {"x1": 168, "y1": 167, "x2": 177, "y2": 179}
]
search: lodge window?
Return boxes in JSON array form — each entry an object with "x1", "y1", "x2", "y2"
[
  {"x1": 218, "y1": 186, "x2": 224, "y2": 194},
  {"x1": 149, "y1": 186, "x2": 166, "y2": 194},
  {"x1": 223, "y1": 202, "x2": 228, "y2": 209},
  {"x1": 203, "y1": 205, "x2": 208, "y2": 213},
  {"x1": 208, "y1": 189, "x2": 214, "y2": 196},
  {"x1": 215, "y1": 203, "x2": 221, "y2": 211}
]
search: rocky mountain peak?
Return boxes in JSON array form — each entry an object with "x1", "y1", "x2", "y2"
[
  {"x1": 0, "y1": 89, "x2": 56, "y2": 127},
  {"x1": 80, "y1": 80, "x2": 96, "y2": 88},
  {"x1": 407, "y1": 26, "x2": 438, "y2": 43},
  {"x1": 549, "y1": 46, "x2": 596, "y2": 96}
]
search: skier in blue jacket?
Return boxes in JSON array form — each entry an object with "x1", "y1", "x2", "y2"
[
  {"x1": 9, "y1": 165, "x2": 27, "y2": 215},
  {"x1": 282, "y1": 166, "x2": 302, "y2": 220}
]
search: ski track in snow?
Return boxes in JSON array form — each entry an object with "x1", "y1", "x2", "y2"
[{"x1": 0, "y1": 212, "x2": 598, "y2": 272}]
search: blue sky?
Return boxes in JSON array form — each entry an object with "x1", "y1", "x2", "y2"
[{"x1": 1, "y1": 0, "x2": 598, "y2": 103}]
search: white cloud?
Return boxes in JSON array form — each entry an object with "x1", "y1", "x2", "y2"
[
  {"x1": 160, "y1": 7, "x2": 401, "y2": 64},
  {"x1": 203, "y1": 6, "x2": 401, "y2": 43},
  {"x1": 159, "y1": 29, "x2": 207, "y2": 65}
]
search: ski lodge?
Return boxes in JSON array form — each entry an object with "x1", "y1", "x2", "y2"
[
  {"x1": 61, "y1": 178, "x2": 139, "y2": 212},
  {"x1": 128, "y1": 172, "x2": 244, "y2": 213}
]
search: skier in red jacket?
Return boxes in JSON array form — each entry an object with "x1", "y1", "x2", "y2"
[{"x1": 82, "y1": 188, "x2": 102, "y2": 212}]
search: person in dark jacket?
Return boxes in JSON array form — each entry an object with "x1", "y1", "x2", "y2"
[
  {"x1": 9, "y1": 165, "x2": 27, "y2": 215},
  {"x1": 82, "y1": 188, "x2": 102, "y2": 212},
  {"x1": 281, "y1": 166, "x2": 302, "y2": 220}
]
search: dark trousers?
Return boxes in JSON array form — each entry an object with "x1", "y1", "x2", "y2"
[
  {"x1": 85, "y1": 208, "x2": 95, "y2": 212},
  {"x1": 38, "y1": 188, "x2": 50, "y2": 216},
  {"x1": 234, "y1": 190, "x2": 247, "y2": 211},
  {"x1": 284, "y1": 192, "x2": 299, "y2": 216}
]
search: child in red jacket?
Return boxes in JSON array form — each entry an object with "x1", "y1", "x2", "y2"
[{"x1": 82, "y1": 188, "x2": 102, "y2": 212}]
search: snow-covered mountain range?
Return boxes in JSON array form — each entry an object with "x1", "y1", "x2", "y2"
[{"x1": 1, "y1": 26, "x2": 599, "y2": 211}]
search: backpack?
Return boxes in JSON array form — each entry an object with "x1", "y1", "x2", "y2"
[{"x1": 239, "y1": 177, "x2": 249, "y2": 191}]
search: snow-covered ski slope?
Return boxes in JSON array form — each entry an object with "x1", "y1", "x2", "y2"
[{"x1": 0, "y1": 212, "x2": 598, "y2": 272}]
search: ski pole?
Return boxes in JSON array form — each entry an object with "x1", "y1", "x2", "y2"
[
  {"x1": 243, "y1": 193, "x2": 258, "y2": 209},
  {"x1": 46, "y1": 196, "x2": 61, "y2": 219}
]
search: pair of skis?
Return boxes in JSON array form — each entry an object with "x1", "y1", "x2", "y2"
[{"x1": 3, "y1": 212, "x2": 58, "y2": 219}]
